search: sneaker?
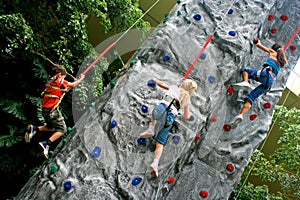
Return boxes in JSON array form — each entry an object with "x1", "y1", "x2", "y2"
[
  {"x1": 230, "y1": 114, "x2": 243, "y2": 129},
  {"x1": 39, "y1": 141, "x2": 50, "y2": 159},
  {"x1": 150, "y1": 162, "x2": 158, "y2": 178},
  {"x1": 232, "y1": 81, "x2": 250, "y2": 90},
  {"x1": 24, "y1": 125, "x2": 35, "y2": 143},
  {"x1": 139, "y1": 130, "x2": 155, "y2": 138}
]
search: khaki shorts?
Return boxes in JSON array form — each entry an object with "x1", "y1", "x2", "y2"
[{"x1": 42, "y1": 108, "x2": 67, "y2": 133}]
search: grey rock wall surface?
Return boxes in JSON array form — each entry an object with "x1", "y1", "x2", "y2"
[{"x1": 17, "y1": 0, "x2": 299, "y2": 199}]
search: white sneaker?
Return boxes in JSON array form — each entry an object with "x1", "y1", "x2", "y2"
[
  {"x1": 232, "y1": 81, "x2": 250, "y2": 89},
  {"x1": 230, "y1": 114, "x2": 243, "y2": 129},
  {"x1": 150, "y1": 162, "x2": 158, "y2": 178},
  {"x1": 39, "y1": 141, "x2": 50, "y2": 159},
  {"x1": 25, "y1": 125, "x2": 35, "y2": 143},
  {"x1": 139, "y1": 130, "x2": 155, "y2": 138}
]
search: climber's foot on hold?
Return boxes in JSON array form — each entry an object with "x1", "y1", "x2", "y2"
[{"x1": 232, "y1": 81, "x2": 250, "y2": 91}]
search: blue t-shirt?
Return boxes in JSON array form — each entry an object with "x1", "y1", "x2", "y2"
[{"x1": 264, "y1": 57, "x2": 281, "y2": 74}]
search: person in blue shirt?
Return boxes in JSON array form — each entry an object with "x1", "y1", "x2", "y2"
[{"x1": 230, "y1": 39, "x2": 288, "y2": 128}]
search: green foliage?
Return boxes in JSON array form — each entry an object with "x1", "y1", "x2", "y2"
[
  {"x1": 0, "y1": 99, "x2": 26, "y2": 121},
  {"x1": 0, "y1": 125, "x2": 22, "y2": 148},
  {"x1": 232, "y1": 105, "x2": 300, "y2": 199}
]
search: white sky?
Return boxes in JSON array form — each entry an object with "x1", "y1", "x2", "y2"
[{"x1": 286, "y1": 59, "x2": 300, "y2": 95}]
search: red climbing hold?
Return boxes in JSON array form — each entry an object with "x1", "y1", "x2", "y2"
[
  {"x1": 253, "y1": 39, "x2": 258, "y2": 44},
  {"x1": 280, "y1": 14, "x2": 288, "y2": 21},
  {"x1": 195, "y1": 134, "x2": 201, "y2": 142},
  {"x1": 227, "y1": 86, "x2": 233, "y2": 95},
  {"x1": 168, "y1": 177, "x2": 175, "y2": 184},
  {"x1": 271, "y1": 28, "x2": 277, "y2": 34},
  {"x1": 249, "y1": 114, "x2": 258, "y2": 121},
  {"x1": 211, "y1": 115, "x2": 217, "y2": 122},
  {"x1": 223, "y1": 124, "x2": 231, "y2": 132},
  {"x1": 268, "y1": 14, "x2": 274, "y2": 21},
  {"x1": 290, "y1": 45, "x2": 296, "y2": 51},
  {"x1": 263, "y1": 102, "x2": 271, "y2": 109},
  {"x1": 226, "y1": 163, "x2": 235, "y2": 172},
  {"x1": 199, "y1": 190, "x2": 209, "y2": 198}
]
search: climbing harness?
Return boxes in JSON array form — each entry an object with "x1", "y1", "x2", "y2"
[{"x1": 256, "y1": 65, "x2": 277, "y2": 91}]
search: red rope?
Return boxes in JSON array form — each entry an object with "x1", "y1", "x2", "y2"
[
  {"x1": 82, "y1": 42, "x2": 117, "y2": 75},
  {"x1": 284, "y1": 26, "x2": 300, "y2": 51},
  {"x1": 183, "y1": 35, "x2": 213, "y2": 80}
]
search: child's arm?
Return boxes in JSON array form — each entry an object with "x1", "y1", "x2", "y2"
[
  {"x1": 183, "y1": 105, "x2": 194, "y2": 121},
  {"x1": 152, "y1": 78, "x2": 169, "y2": 90},
  {"x1": 256, "y1": 39, "x2": 276, "y2": 54},
  {"x1": 68, "y1": 74, "x2": 85, "y2": 88}
]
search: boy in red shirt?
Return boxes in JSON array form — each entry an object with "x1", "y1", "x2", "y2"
[{"x1": 25, "y1": 65, "x2": 85, "y2": 158}]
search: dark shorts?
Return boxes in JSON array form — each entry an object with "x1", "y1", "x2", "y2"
[
  {"x1": 155, "y1": 111, "x2": 177, "y2": 145},
  {"x1": 42, "y1": 108, "x2": 67, "y2": 133},
  {"x1": 242, "y1": 68, "x2": 276, "y2": 104}
]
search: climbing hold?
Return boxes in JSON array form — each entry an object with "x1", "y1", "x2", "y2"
[
  {"x1": 211, "y1": 115, "x2": 217, "y2": 122},
  {"x1": 88, "y1": 107, "x2": 93, "y2": 113},
  {"x1": 223, "y1": 124, "x2": 231, "y2": 132},
  {"x1": 177, "y1": 0, "x2": 181, "y2": 4},
  {"x1": 64, "y1": 181, "x2": 72, "y2": 191},
  {"x1": 110, "y1": 80, "x2": 116, "y2": 88},
  {"x1": 271, "y1": 28, "x2": 277, "y2": 34},
  {"x1": 63, "y1": 138, "x2": 68, "y2": 143},
  {"x1": 226, "y1": 163, "x2": 235, "y2": 172},
  {"x1": 200, "y1": 53, "x2": 206, "y2": 60},
  {"x1": 141, "y1": 105, "x2": 148, "y2": 113},
  {"x1": 227, "y1": 86, "x2": 233, "y2": 95},
  {"x1": 132, "y1": 177, "x2": 142, "y2": 186},
  {"x1": 91, "y1": 146, "x2": 101, "y2": 158},
  {"x1": 168, "y1": 177, "x2": 176, "y2": 184},
  {"x1": 163, "y1": 55, "x2": 170, "y2": 62},
  {"x1": 249, "y1": 114, "x2": 258, "y2": 121},
  {"x1": 172, "y1": 135, "x2": 181, "y2": 144},
  {"x1": 228, "y1": 30, "x2": 236, "y2": 37},
  {"x1": 147, "y1": 80, "x2": 156, "y2": 87},
  {"x1": 177, "y1": 10, "x2": 182, "y2": 16},
  {"x1": 253, "y1": 39, "x2": 258, "y2": 44},
  {"x1": 130, "y1": 59, "x2": 137, "y2": 67},
  {"x1": 193, "y1": 14, "x2": 202, "y2": 21},
  {"x1": 67, "y1": 127, "x2": 72, "y2": 133},
  {"x1": 50, "y1": 165, "x2": 59, "y2": 173},
  {"x1": 280, "y1": 14, "x2": 288, "y2": 21},
  {"x1": 91, "y1": 102, "x2": 95, "y2": 107},
  {"x1": 194, "y1": 134, "x2": 201, "y2": 142},
  {"x1": 227, "y1": 8, "x2": 234, "y2": 15},
  {"x1": 263, "y1": 102, "x2": 271, "y2": 109},
  {"x1": 137, "y1": 137, "x2": 146, "y2": 145},
  {"x1": 290, "y1": 45, "x2": 296, "y2": 51},
  {"x1": 208, "y1": 76, "x2": 215, "y2": 84},
  {"x1": 111, "y1": 120, "x2": 117, "y2": 128},
  {"x1": 268, "y1": 14, "x2": 274, "y2": 21},
  {"x1": 199, "y1": 190, "x2": 209, "y2": 198}
]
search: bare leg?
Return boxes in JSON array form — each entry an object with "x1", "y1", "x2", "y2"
[
  {"x1": 150, "y1": 142, "x2": 164, "y2": 177},
  {"x1": 242, "y1": 71, "x2": 249, "y2": 82},
  {"x1": 38, "y1": 126, "x2": 54, "y2": 132},
  {"x1": 49, "y1": 132, "x2": 64, "y2": 142},
  {"x1": 240, "y1": 99, "x2": 252, "y2": 115}
]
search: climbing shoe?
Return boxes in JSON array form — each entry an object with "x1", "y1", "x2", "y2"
[
  {"x1": 139, "y1": 130, "x2": 155, "y2": 138},
  {"x1": 150, "y1": 162, "x2": 159, "y2": 178},
  {"x1": 39, "y1": 141, "x2": 50, "y2": 159},
  {"x1": 25, "y1": 125, "x2": 37, "y2": 143}
]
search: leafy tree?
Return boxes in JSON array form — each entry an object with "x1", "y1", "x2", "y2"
[
  {"x1": 0, "y1": 0, "x2": 149, "y2": 198},
  {"x1": 230, "y1": 105, "x2": 300, "y2": 200}
]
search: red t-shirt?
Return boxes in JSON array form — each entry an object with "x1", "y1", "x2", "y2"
[{"x1": 42, "y1": 77, "x2": 69, "y2": 109}]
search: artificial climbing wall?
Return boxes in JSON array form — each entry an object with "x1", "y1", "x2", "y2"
[{"x1": 17, "y1": 0, "x2": 299, "y2": 199}]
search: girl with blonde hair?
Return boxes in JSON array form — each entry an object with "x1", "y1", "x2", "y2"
[{"x1": 139, "y1": 78, "x2": 197, "y2": 177}]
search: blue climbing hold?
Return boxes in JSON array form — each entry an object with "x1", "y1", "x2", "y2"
[
  {"x1": 64, "y1": 181, "x2": 72, "y2": 191},
  {"x1": 91, "y1": 146, "x2": 101, "y2": 158},
  {"x1": 228, "y1": 30, "x2": 236, "y2": 36},
  {"x1": 147, "y1": 80, "x2": 156, "y2": 88},
  {"x1": 172, "y1": 135, "x2": 181, "y2": 145},
  {"x1": 141, "y1": 105, "x2": 148, "y2": 113},
  {"x1": 228, "y1": 8, "x2": 234, "y2": 15},
  {"x1": 163, "y1": 55, "x2": 170, "y2": 62},
  {"x1": 137, "y1": 137, "x2": 146, "y2": 145},
  {"x1": 208, "y1": 76, "x2": 216, "y2": 84},
  {"x1": 132, "y1": 177, "x2": 142, "y2": 186},
  {"x1": 200, "y1": 53, "x2": 206, "y2": 60},
  {"x1": 111, "y1": 120, "x2": 117, "y2": 128},
  {"x1": 193, "y1": 14, "x2": 202, "y2": 21}
]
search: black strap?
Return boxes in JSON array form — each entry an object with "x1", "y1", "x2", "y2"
[{"x1": 163, "y1": 98, "x2": 176, "y2": 128}]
